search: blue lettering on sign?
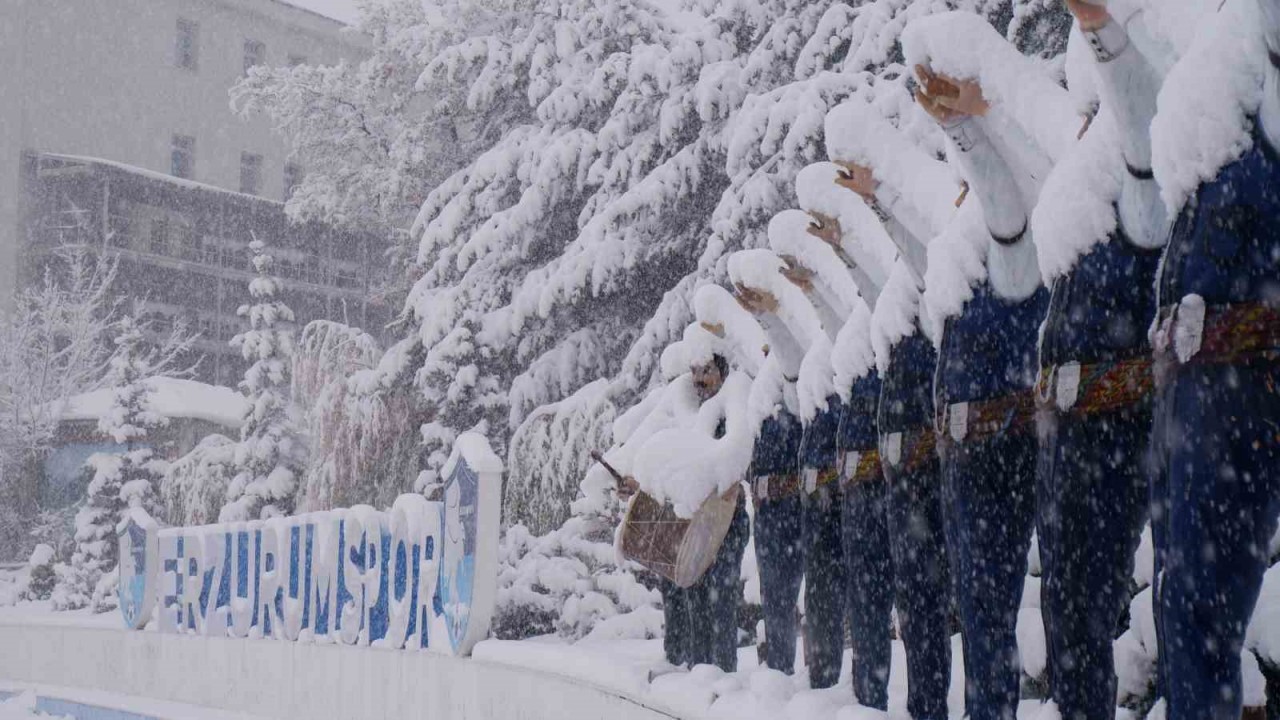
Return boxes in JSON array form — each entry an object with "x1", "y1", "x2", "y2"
[{"x1": 151, "y1": 497, "x2": 451, "y2": 650}]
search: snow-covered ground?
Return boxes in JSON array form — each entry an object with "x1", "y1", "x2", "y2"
[{"x1": 0, "y1": 600, "x2": 991, "y2": 720}]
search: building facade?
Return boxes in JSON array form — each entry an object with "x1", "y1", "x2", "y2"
[{"x1": 0, "y1": 0, "x2": 386, "y2": 384}]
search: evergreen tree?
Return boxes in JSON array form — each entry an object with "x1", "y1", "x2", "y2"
[
  {"x1": 220, "y1": 239, "x2": 305, "y2": 522},
  {"x1": 53, "y1": 314, "x2": 189, "y2": 611}
]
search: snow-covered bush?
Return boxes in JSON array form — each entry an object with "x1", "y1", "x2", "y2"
[
  {"x1": 505, "y1": 379, "x2": 617, "y2": 534},
  {"x1": 220, "y1": 240, "x2": 306, "y2": 522},
  {"x1": 23, "y1": 545, "x2": 56, "y2": 602},
  {"x1": 161, "y1": 434, "x2": 237, "y2": 526},
  {"x1": 494, "y1": 517, "x2": 661, "y2": 643}
]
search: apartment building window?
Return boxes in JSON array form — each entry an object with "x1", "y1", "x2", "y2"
[
  {"x1": 150, "y1": 219, "x2": 170, "y2": 255},
  {"x1": 243, "y1": 40, "x2": 266, "y2": 75},
  {"x1": 176, "y1": 19, "x2": 199, "y2": 71},
  {"x1": 239, "y1": 152, "x2": 263, "y2": 195},
  {"x1": 283, "y1": 162, "x2": 304, "y2": 201},
  {"x1": 171, "y1": 135, "x2": 195, "y2": 179}
]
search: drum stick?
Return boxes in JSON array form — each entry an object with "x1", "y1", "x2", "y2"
[{"x1": 589, "y1": 450, "x2": 627, "y2": 489}]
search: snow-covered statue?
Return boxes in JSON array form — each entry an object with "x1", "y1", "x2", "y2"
[
  {"x1": 758, "y1": 211, "x2": 867, "y2": 689},
  {"x1": 723, "y1": 247, "x2": 829, "y2": 680},
  {"x1": 1146, "y1": 0, "x2": 1280, "y2": 715},
  {"x1": 821, "y1": 100, "x2": 962, "y2": 719},
  {"x1": 773, "y1": 189, "x2": 901, "y2": 707},
  {"x1": 1023, "y1": 0, "x2": 1174, "y2": 715},
  {"x1": 899, "y1": 11, "x2": 1069, "y2": 716},
  {"x1": 596, "y1": 316, "x2": 753, "y2": 674}
]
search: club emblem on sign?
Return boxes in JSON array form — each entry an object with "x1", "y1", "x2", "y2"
[
  {"x1": 435, "y1": 432, "x2": 501, "y2": 656},
  {"x1": 117, "y1": 509, "x2": 157, "y2": 630},
  {"x1": 440, "y1": 456, "x2": 479, "y2": 653}
]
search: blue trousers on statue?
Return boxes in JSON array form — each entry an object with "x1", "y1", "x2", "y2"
[
  {"x1": 755, "y1": 493, "x2": 806, "y2": 674},
  {"x1": 883, "y1": 451, "x2": 952, "y2": 720},
  {"x1": 662, "y1": 493, "x2": 750, "y2": 672},
  {"x1": 881, "y1": 330, "x2": 953, "y2": 720},
  {"x1": 1036, "y1": 405, "x2": 1149, "y2": 720},
  {"x1": 1151, "y1": 361, "x2": 1280, "y2": 720},
  {"x1": 802, "y1": 485, "x2": 846, "y2": 689},
  {"x1": 842, "y1": 475, "x2": 895, "y2": 710},
  {"x1": 939, "y1": 429, "x2": 1037, "y2": 720}
]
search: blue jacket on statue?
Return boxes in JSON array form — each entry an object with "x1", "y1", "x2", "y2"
[
  {"x1": 839, "y1": 373, "x2": 881, "y2": 453},
  {"x1": 752, "y1": 409, "x2": 803, "y2": 477},
  {"x1": 801, "y1": 396, "x2": 842, "y2": 470},
  {"x1": 937, "y1": 283, "x2": 1048, "y2": 405},
  {"x1": 1159, "y1": 128, "x2": 1280, "y2": 308},
  {"x1": 1041, "y1": 230, "x2": 1163, "y2": 367},
  {"x1": 878, "y1": 330, "x2": 938, "y2": 433}
]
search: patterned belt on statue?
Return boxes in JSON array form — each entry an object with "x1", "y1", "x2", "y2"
[
  {"x1": 799, "y1": 466, "x2": 841, "y2": 497},
  {"x1": 935, "y1": 391, "x2": 1036, "y2": 445},
  {"x1": 1035, "y1": 357, "x2": 1153, "y2": 416},
  {"x1": 752, "y1": 472, "x2": 801, "y2": 504},
  {"x1": 837, "y1": 448, "x2": 882, "y2": 488},
  {"x1": 879, "y1": 427, "x2": 937, "y2": 474},
  {"x1": 1152, "y1": 300, "x2": 1280, "y2": 370}
]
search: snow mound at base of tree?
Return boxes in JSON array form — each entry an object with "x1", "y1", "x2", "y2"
[{"x1": 55, "y1": 378, "x2": 247, "y2": 430}]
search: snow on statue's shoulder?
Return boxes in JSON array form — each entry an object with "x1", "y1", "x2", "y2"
[
  {"x1": 631, "y1": 371, "x2": 754, "y2": 518},
  {"x1": 902, "y1": 11, "x2": 1077, "y2": 169},
  {"x1": 832, "y1": 302, "x2": 875, "y2": 399},
  {"x1": 871, "y1": 262, "x2": 925, "y2": 370},
  {"x1": 921, "y1": 200, "x2": 989, "y2": 339},
  {"x1": 1151, "y1": 0, "x2": 1267, "y2": 213},
  {"x1": 823, "y1": 100, "x2": 958, "y2": 237}
]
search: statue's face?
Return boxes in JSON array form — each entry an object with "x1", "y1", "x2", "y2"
[{"x1": 691, "y1": 360, "x2": 725, "y2": 402}]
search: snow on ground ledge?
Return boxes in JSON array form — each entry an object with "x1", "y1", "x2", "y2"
[
  {"x1": 0, "y1": 693, "x2": 70, "y2": 720},
  {"x1": 474, "y1": 634, "x2": 1060, "y2": 720}
]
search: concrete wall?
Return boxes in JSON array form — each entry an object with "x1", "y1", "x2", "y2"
[{"x1": 0, "y1": 622, "x2": 681, "y2": 720}]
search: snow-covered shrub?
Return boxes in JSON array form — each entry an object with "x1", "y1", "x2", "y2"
[
  {"x1": 220, "y1": 240, "x2": 306, "y2": 522},
  {"x1": 23, "y1": 545, "x2": 56, "y2": 601},
  {"x1": 494, "y1": 517, "x2": 661, "y2": 642},
  {"x1": 161, "y1": 434, "x2": 236, "y2": 526},
  {"x1": 506, "y1": 380, "x2": 617, "y2": 535}
]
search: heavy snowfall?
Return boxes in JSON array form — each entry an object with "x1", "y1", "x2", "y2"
[{"x1": 1, "y1": 0, "x2": 1278, "y2": 718}]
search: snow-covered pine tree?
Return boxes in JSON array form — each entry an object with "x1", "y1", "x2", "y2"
[
  {"x1": 397, "y1": 0, "x2": 882, "y2": 531},
  {"x1": 220, "y1": 239, "x2": 306, "y2": 522},
  {"x1": 53, "y1": 313, "x2": 192, "y2": 612}
]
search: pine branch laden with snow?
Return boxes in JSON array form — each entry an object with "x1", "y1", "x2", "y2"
[
  {"x1": 220, "y1": 240, "x2": 306, "y2": 523},
  {"x1": 506, "y1": 379, "x2": 617, "y2": 535},
  {"x1": 397, "y1": 0, "x2": 880, "y2": 483}
]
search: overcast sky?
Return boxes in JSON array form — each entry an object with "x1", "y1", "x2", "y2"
[{"x1": 288, "y1": 0, "x2": 361, "y2": 24}]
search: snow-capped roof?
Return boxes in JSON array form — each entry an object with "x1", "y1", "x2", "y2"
[{"x1": 57, "y1": 378, "x2": 247, "y2": 430}]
